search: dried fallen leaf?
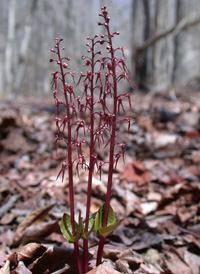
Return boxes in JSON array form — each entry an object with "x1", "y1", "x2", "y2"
[
  {"x1": 12, "y1": 243, "x2": 46, "y2": 268},
  {"x1": 140, "y1": 201, "x2": 158, "y2": 215},
  {"x1": 101, "y1": 244, "x2": 125, "y2": 261},
  {"x1": 1, "y1": 129, "x2": 34, "y2": 153},
  {"x1": 140, "y1": 262, "x2": 164, "y2": 274},
  {"x1": 0, "y1": 213, "x2": 16, "y2": 225},
  {"x1": 116, "y1": 248, "x2": 143, "y2": 273},
  {"x1": 11, "y1": 261, "x2": 31, "y2": 274},
  {"x1": 30, "y1": 246, "x2": 73, "y2": 274},
  {"x1": 153, "y1": 133, "x2": 177, "y2": 149},
  {"x1": 12, "y1": 221, "x2": 60, "y2": 246},
  {"x1": 184, "y1": 250, "x2": 200, "y2": 274},
  {"x1": 0, "y1": 260, "x2": 10, "y2": 274},
  {"x1": 131, "y1": 232, "x2": 175, "y2": 250},
  {"x1": 165, "y1": 251, "x2": 192, "y2": 274},
  {"x1": 17, "y1": 204, "x2": 55, "y2": 233},
  {"x1": 86, "y1": 264, "x2": 121, "y2": 274}
]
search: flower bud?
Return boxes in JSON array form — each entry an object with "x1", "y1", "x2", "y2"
[
  {"x1": 55, "y1": 117, "x2": 62, "y2": 122},
  {"x1": 63, "y1": 63, "x2": 68, "y2": 69}
]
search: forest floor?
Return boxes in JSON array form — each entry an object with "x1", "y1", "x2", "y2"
[{"x1": 0, "y1": 91, "x2": 200, "y2": 274}]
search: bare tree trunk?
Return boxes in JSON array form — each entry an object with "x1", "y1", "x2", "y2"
[
  {"x1": 173, "y1": 0, "x2": 200, "y2": 90},
  {"x1": 0, "y1": 1, "x2": 5, "y2": 96},
  {"x1": 132, "y1": 0, "x2": 200, "y2": 92},
  {"x1": 152, "y1": 0, "x2": 177, "y2": 92},
  {"x1": 5, "y1": 0, "x2": 16, "y2": 95},
  {"x1": 14, "y1": 0, "x2": 38, "y2": 94}
]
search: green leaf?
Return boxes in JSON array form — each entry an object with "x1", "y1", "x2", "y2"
[
  {"x1": 95, "y1": 204, "x2": 123, "y2": 236},
  {"x1": 80, "y1": 214, "x2": 95, "y2": 239},
  {"x1": 99, "y1": 219, "x2": 123, "y2": 236},
  {"x1": 60, "y1": 213, "x2": 81, "y2": 243}
]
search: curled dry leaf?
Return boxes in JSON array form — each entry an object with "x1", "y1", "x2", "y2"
[
  {"x1": 116, "y1": 248, "x2": 143, "y2": 273},
  {"x1": 11, "y1": 243, "x2": 46, "y2": 269},
  {"x1": 101, "y1": 244, "x2": 125, "y2": 261},
  {"x1": 29, "y1": 246, "x2": 75, "y2": 274},
  {"x1": 121, "y1": 162, "x2": 151, "y2": 186}
]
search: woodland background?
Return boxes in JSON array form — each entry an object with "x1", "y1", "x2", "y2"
[{"x1": 1, "y1": 0, "x2": 200, "y2": 97}]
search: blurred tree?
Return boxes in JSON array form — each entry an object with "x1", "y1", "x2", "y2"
[
  {"x1": 0, "y1": 0, "x2": 5, "y2": 97},
  {"x1": 14, "y1": 0, "x2": 38, "y2": 94},
  {"x1": 132, "y1": 0, "x2": 200, "y2": 92},
  {"x1": 5, "y1": 0, "x2": 16, "y2": 95}
]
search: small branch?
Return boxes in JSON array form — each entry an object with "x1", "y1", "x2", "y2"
[{"x1": 136, "y1": 12, "x2": 200, "y2": 54}]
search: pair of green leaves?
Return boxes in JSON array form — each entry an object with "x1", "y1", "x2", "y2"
[
  {"x1": 60, "y1": 212, "x2": 94, "y2": 243},
  {"x1": 94, "y1": 204, "x2": 123, "y2": 236},
  {"x1": 60, "y1": 204, "x2": 123, "y2": 243}
]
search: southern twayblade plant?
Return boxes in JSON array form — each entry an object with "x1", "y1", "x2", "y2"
[{"x1": 50, "y1": 6, "x2": 133, "y2": 274}]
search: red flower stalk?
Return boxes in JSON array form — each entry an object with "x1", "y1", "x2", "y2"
[
  {"x1": 50, "y1": 38, "x2": 82, "y2": 274},
  {"x1": 50, "y1": 6, "x2": 133, "y2": 274},
  {"x1": 95, "y1": 7, "x2": 133, "y2": 265}
]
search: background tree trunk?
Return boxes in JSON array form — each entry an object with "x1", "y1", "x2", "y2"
[
  {"x1": 5, "y1": 0, "x2": 16, "y2": 95},
  {"x1": 173, "y1": 0, "x2": 200, "y2": 90},
  {"x1": 132, "y1": 0, "x2": 200, "y2": 92},
  {"x1": 0, "y1": 0, "x2": 5, "y2": 96},
  {"x1": 14, "y1": 0, "x2": 38, "y2": 94}
]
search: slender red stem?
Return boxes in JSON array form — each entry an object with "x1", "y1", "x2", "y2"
[
  {"x1": 102, "y1": 24, "x2": 117, "y2": 227},
  {"x1": 74, "y1": 242, "x2": 83, "y2": 274},
  {"x1": 96, "y1": 235, "x2": 106, "y2": 266},
  {"x1": 83, "y1": 38, "x2": 95, "y2": 274},
  {"x1": 96, "y1": 14, "x2": 117, "y2": 266},
  {"x1": 57, "y1": 45, "x2": 82, "y2": 274}
]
